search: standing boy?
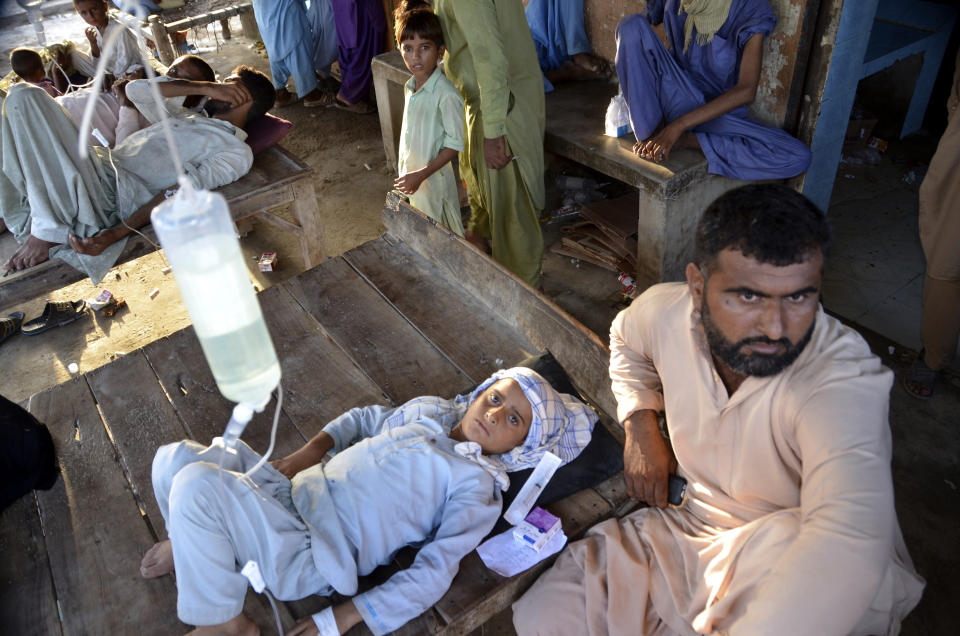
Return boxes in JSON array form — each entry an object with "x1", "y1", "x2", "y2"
[{"x1": 393, "y1": 4, "x2": 466, "y2": 236}]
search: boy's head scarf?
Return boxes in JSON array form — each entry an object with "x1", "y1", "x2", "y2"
[
  {"x1": 385, "y1": 367, "x2": 597, "y2": 490},
  {"x1": 679, "y1": 0, "x2": 734, "y2": 53}
]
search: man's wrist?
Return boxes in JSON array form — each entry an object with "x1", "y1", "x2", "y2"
[{"x1": 623, "y1": 409, "x2": 660, "y2": 440}]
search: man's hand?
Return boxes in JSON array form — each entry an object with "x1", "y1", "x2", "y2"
[
  {"x1": 394, "y1": 169, "x2": 427, "y2": 195},
  {"x1": 85, "y1": 27, "x2": 101, "y2": 58},
  {"x1": 285, "y1": 601, "x2": 363, "y2": 635},
  {"x1": 623, "y1": 409, "x2": 677, "y2": 507},
  {"x1": 69, "y1": 227, "x2": 124, "y2": 256},
  {"x1": 207, "y1": 81, "x2": 252, "y2": 108},
  {"x1": 483, "y1": 136, "x2": 512, "y2": 170}
]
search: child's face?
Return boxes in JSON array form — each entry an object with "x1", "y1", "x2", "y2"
[
  {"x1": 75, "y1": 0, "x2": 109, "y2": 30},
  {"x1": 400, "y1": 35, "x2": 442, "y2": 85},
  {"x1": 458, "y1": 379, "x2": 532, "y2": 454}
]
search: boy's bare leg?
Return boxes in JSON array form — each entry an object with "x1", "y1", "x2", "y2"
[
  {"x1": 187, "y1": 613, "x2": 258, "y2": 636},
  {"x1": 3, "y1": 235, "x2": 57, "y2": 272},
  {"x1": 140, "y1": 539, "x2": 175, "y2": 579}
]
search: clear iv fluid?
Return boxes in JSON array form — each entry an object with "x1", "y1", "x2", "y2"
[
  {"x1": 152, "y1": 187, "x2": 280, "y2": 405},
  {"x1": 173, "y1": 237, "x2": 281, "y2": 403}
]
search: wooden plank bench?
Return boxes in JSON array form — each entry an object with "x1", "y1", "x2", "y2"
[
  {"x1": 0, "y1": 144, "x2": 325, "y2": 309},
  {"x1": 146, "y1": 2, "x2": 261, "y2": 66},
  {"x1": 0, "y1": 193, "x2": 627, "y2": 635}
]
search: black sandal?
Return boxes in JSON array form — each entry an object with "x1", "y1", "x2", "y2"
[
  {"x1": 0, "y1": 311, "x2": 24, "y2": 344},
  {"x1": 21, "y1": 300, "x2": 88, "y2": 336}
]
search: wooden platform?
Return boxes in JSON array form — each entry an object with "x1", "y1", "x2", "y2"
[
  {"x1": 0, "y1": 194, "x2": 627, "y2": 635},
  {"x1": 0, "y1": 144, "x2": 324, "y2": 309}
]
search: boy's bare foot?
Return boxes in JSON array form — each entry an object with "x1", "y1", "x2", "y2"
[
  {"x1": 3, "y1": 235, "x2": 56, "y2": 272},
  {"x1": 187, "y1": 613, "x2": 259, "y2": 636},
  {"x1": 140, "y1": 540, "x2": 175, "y2": 579}
]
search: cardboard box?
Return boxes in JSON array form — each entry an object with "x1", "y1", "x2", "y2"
[
  {"x1": 258, "y1": 252, "x2": 278, "y2": 272},
  {"x1": 513, "y1": 507, "x2": 562, "y2": 552}
]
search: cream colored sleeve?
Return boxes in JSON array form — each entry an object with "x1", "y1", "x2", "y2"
[{"x1": 609, "y1": 297, "x2": 665, "y2": 423}]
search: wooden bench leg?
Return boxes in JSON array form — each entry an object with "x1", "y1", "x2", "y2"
[
  {"x1": 149, "y1": 15, "x2": 176, "y2": 66},
  {"x1": 238, "y1": 9, "x2": 261, "y2": 41},
  {"x1": 219, "y1": 18, "x2": 232, "y2": 39},
  {"x1": 291, "y1": 180, "x2": 325, "y2": 268}
]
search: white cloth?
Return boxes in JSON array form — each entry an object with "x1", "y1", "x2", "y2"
[{"x1": 514, "y1": 283, "x2": 925, "y2": 635}]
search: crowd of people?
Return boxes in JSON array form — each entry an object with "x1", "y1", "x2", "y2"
[{"x1": 1, "y1": 0, "x2": 944, "y2": 634}]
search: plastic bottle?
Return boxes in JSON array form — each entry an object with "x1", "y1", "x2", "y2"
[{"x1": 151, "y1": 185, "x2": 281, "y2": 405}]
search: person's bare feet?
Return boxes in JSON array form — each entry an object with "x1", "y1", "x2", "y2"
[
  {"x1": 140, "y1": 540, "x2": 175, "y2": 579},
  {"x1": 69, "y1": 227, "x2": 124, "y2": 256},
  {"x1": 572, "y1": 52, "x2": 611, "y2": 77},
  {"x1": 3, "y1": 235, "x2": 57, "y2": 273},
  {"x1": 187, "y1": 613, "x2": 259, "y2": 636}
]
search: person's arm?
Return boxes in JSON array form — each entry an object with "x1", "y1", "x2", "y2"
[
  {"x1": 638, "y1": 32, "x2": 764, "y2": 162},
  {"x1": 271, "y1": 430, "x2": 335, "y2": 479},
  {"x1": 450, "y1": 0, "x2": 513, "y2": 169},
  {"x1": 351, "y1": 477, "x2": 500, "y2": 635},
  {"x1": 85, "y1": 27, "x2": 101, "y2": 58},
  {"x1": 726, "y1": 360, "x2": 897, "y2": 635},
  {"x1": 68, "y1": 187, "x2": 171, "y2": 256},
  {"x1": 284, "y1": 601, "x2": 364, "y2": 635},
  {"x1": 609, "y1": 293, "x2": 675, "y2": 505},
  {"x1": 394, "y1": 147, "x2": 458, "y2": 195}
]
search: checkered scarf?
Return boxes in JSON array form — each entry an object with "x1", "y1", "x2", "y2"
[{"x1": 385, "y1": 367, "x2": 598, "y2": 490}]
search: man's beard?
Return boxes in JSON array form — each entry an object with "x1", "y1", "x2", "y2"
[
  {"x1": 203, "y1": 99, "x2": 232, "y2": 117},
  {"x1": 701, "y1": 298, "x2": 815, "y2": 378}
]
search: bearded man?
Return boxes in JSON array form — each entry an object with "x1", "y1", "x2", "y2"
[{"x1": 513, "y1": 184, "x2": 924, "y2": 635}]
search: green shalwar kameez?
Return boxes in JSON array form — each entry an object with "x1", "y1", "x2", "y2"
[{"x1": 435, "y1": 0, "x2": 546, "y2": 287}]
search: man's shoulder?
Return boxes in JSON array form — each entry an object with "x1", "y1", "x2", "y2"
[{"x1": 630, "y1": 282, "x2": 690, "y2": 314}]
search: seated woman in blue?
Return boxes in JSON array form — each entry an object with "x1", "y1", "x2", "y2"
[
  {"x1": 615, "y1": 0, "x2": 811, "y2": 180},
  {"x1": 140, "y1": 367, "x2": 596, "y2": 635}
]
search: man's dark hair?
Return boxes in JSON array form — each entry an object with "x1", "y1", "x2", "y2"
[
  {"x1": 395, "y1": 2, "x2": 444, "y2": 48},
  {"x1": 232, "y1": 65, "x2": 275, "y2": 125},
  {"x1": 181, "y1": 54, "x2": 215, "y2": 82},
  {"x1": 10, "y1": 48, "x2": 44, "y2": 80},
  {"x1": 694, "y1": 184, "x2": 832, "y2": 272}
]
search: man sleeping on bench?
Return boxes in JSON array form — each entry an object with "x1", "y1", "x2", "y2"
[
  {"x1": 0, "y1": 65, "x2": 274, "y2": 282},
  {"x1": 139, "y1": 366, "x2": 597, "y2": 635}
]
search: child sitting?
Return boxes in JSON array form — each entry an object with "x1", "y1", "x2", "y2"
[
  {"x1": 392, "y1": 1, "x2": 466, "y2": 236},
  {"x1": 53, "y1": 0, "x2": 146, "y2": 92},
  {"x1": 10, "y1": 48, "x2": 60, "y2": 98},
  {"x1": 140, "y1": 367, "x2": 596, "y2": 635}
]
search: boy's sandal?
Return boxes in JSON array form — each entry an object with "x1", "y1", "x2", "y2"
[
  {"x1": 21, "y1": 300, "x2": 88, "y2": 336},
  {"x1": 0, "y1": 311, "x2": 25, "y2": 344},
  {"x1": 302, "y1": 91, "x2": 335, "y2": 108},
  {"x1": 328, "y1": 97, "x2": 376, "y2": 114},
  {"x1": 902, "y1": 352, "x2": 939, "y2": 400}
]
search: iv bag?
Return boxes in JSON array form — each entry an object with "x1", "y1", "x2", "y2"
[{"x1": 152, "y1": 186, "x2": 280, "y2": 404}]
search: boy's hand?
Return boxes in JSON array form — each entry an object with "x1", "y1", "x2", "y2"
[
  {"x1": 286, "y1": 616, "x2": 319, "y2": 635},
  {"x1": 113, "y1": 79, "x2": 134, "y2": 107},
  {"x1": 85, "y1": 27, "x2": 100, "y2": 57},
  {"x1": 394, "y1": 169, "x2": 427, "y2": 195},
  {"x1": 483, "y1": 136, "x2": 512, "y2": 169}
]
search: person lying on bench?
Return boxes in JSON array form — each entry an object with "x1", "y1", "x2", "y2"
[
  {"x1": 513, "y1": 184, "x2": 924, "y2": 635},
  {"x1": 0, "y1": 65, "x2": 274, "y2": 282},
  {"x1": 615, "y1": 0, "x2": 811, "y2": 179},
  {"x1": 524, "y1": 0, "x2": 611, "y2": 92},
  {"x1": 140, "y1": 367, "x2": 596, "y2": 635}
]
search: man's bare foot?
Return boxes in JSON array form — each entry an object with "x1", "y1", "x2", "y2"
[
  {"x1": 187, "y1": 613, "x2": 259, "y2": 636},
  {"x1": 140, "y1": 540, "x2": 175, "y2": 579},
  {"x1": 3, "y1": 235, "x2": 57, "y2": 273},
  {"x1": 572, "y1": 52, "x2": 611, "y2": 77},
  {"x1": 464, "y1": 229, "x2": 491, "y2": 254},
  {"x1": 68, "y1": 227, "x2": 124, "y2": 256}
]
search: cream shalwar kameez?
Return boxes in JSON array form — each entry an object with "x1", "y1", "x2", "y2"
[
  {"x1": 514, "y1": 283, "x2": 924, "y2": 635},
  {"x1": 434, "y1": 0, "x2": 546, "y2": 287},
  {"x1": 70, "y1": 15, "x2": 145, "y2": 79},
  {"x1": 918, "y1": 48, "x2": 960, "y2": 370}
]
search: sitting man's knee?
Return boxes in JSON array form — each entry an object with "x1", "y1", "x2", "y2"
[{"x1": 616, "y1": 13, "x2": 655, "y2": 46}]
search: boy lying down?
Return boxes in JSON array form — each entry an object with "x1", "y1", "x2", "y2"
[{"x1": 140, "y1": 367, "x2": 596, "y2": 635}]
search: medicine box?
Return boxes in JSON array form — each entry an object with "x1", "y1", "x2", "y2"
[{"x1": 513, "y1": 507, "x2": 561, "y2": 552}]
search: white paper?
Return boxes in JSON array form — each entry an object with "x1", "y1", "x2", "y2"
[{"x1": 476, "y1": 527, "x2": 567, "y2": 578}]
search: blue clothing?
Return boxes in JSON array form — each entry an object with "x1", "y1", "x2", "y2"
[
  {"x1": 306, "y1": 0, "x2": 338, "y2": 78},
  {"x1": 526, "y1": 0, "x2": 592, "y2": 92},
  {"x1": 615, "y1": 0, "x2": 811, "y2": 180},
  {"x1": 252, "y1": 0, "x2": 319, "y2": 97},
  {"x1": 152, "y1": 403, "x2": 501, "y2": 635}
]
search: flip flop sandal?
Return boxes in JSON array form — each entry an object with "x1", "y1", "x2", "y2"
[
  {"x1": 0, "y1": 311, "x2": 24, "y2": 344},
  {"x1": 303, "y1": 91, "x2": 334, "y2": 108},
  {"x1": 21, "y1": 300, "x2": 88, "y2": 336},
  {"x1": 902, "y1": 350, "x2": 939, "y2": 400}
]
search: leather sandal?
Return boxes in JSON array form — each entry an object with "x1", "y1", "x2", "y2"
[
  {"x1": 21, "y1": 300, "x2": 88, "y2": 336},
  {"x1": 0, "y1": 311, "x2": 24, "y2": 344}
]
